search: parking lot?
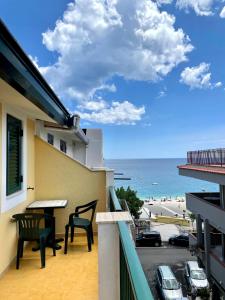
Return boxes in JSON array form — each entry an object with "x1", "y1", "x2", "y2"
[{"x1": 137, "y1": 247, "x2": 196, "y2": 299}]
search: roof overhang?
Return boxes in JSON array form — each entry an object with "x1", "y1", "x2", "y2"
[
  {"x1": 0, "y1": 19, "x2": 70, "y2": 126},
  {"x1": 178, "y1": 164, "x2": 225, "y2": 185},
  {"x1": 44, "y1": 121, "x2": 89, "y2": 145}
]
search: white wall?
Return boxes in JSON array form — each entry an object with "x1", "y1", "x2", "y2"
[
  {"x1": 86, "y1": 129, "x2": 103, "y2": 168},
  {"x1": 36, "y1": 122, "x2": 104, "y2": 168},
  {"x1": 36, "y1": 121, "x2": 75, "y2": 159}
]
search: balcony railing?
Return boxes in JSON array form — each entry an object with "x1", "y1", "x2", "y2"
[
  {"x1": 109, "y1": 186, "x2": 154, "y2": 300},
  {"x1": 187, "y1": 148, "x2": 225, "y2": 166}
]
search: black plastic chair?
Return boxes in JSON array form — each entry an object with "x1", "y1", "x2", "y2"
[
  {"x1": 64, "y1": 200, "x2": 98, "y2": 253},
  {"x1": 12, "y1": 213, "x2": 56, "y2": 269}
]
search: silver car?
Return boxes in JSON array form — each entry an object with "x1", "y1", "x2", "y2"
[
  {"x1": 156, "y1": 265, "x2": 183, "y2": 300},
  {"x1": 185, "y1": 261, "x2": 209, "y2": 296}
]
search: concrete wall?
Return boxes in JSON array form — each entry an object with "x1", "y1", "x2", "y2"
[
  {"x1": 35, "y1": 137, "x2": 107, "y2": 234},
  {"x1": 0, "y1": 112, "x2": 35, "y2": 274},
  {"x1": 36, "y1": 122, "x2": 104, "y2": 168},
  {"x1": 86, "y1": 129, "x2": 103, "y2": 168},
  {"x1": 186, "y1": 193, "x2": 225, "y2": 234},
  {"x1": 154, "y1": 215, "x2": 190, "y2": 226},
  {"x1": 36, "y1": 121, "x2": 80, "y2": 161}
]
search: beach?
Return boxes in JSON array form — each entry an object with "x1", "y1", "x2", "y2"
[{"x1": 140, "y1": 198, "x2": 187, "y2": 219}]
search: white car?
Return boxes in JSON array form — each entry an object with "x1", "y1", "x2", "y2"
[
  {"x1": 185, "y1": 261, "x2": 209, "y2": 296},
  {"x1": 156, "y1": 265, "x2": 184, "y2": 300}
]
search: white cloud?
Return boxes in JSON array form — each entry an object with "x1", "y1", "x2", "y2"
[
  {"x1": 156, "y1": 0, "x2": 173, "y2": 5},
  {"x1": 215, "y1": 81, "x2": 222, "y2": 88},
  {"x1": 76, "y1": 101, "x2": 145, "y2": 125},
  {"x1": 180, "y1": 63, "x2": 222, "y2": 89},
  {"x1": 176, "y1": 0, "x2": 214, "y2": 16},
  {"x1": 157, "y1": 87, "x2": 167, "y2": 98},
  {"x1": 78, "y1": 100, "x2": 107, "y2": 111},
  {"x1": 39, "y1": 0, "x2": 192, "y2": 101},
  {"x1": 220, "y1": 6, "x2": 225, "y2": 18}
]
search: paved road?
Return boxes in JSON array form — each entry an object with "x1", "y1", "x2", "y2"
[
  {"x1": 137, "y1": 247, "x2": 196, "y2": 299},
  {"x1": 145, "y1": 203, "x2": 188, "y2": 217}
]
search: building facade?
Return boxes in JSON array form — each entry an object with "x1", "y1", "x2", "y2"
[
  {"x1": 179, "y1": 150, "x2": 225, "y2": 299},
  {"x1": 0, "y1": 19, "x2": 112, "y2": 275}
]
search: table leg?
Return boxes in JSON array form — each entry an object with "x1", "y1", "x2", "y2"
[{"x1": 32, "y1": 207, "x2": 64, "y2": 251}]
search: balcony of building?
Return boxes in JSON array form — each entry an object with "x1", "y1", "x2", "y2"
[
  {"x1": 0, "y1": 187, "x2": 153, "y2": 300},
  {"x1": 186, "y1": 192, "x2": 225, "y2": 233},
  {"x1": 0, "y1": 236, "x2": 98, "y2": 300},
  {"x1": 189, "y1": 226, "x2": 225, "y2": 291},
  {"x1": 178, "y1": 148, "x2": 225, "y2": 184}
]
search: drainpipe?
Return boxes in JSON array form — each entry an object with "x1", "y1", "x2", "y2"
[
  {"x1": 204, "y1": 219, "x2": 211, "y2": 279},
  {"x1": 220, "y1": 185, "x2": 225, "y2": 261},
  {"x1": 69, "y1": 114, "x2": 89, "y2": 145}
]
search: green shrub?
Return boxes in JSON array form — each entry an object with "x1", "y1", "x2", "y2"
[{"x1": 116, "y1": 186, "x2": 144, "y2": 219}]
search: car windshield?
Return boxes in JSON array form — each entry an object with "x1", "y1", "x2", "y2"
[
  {"x1": 162, "y1": 279, "x2": 180, "y2": 290},
  {"x1": 191, "y1": 270, "x2": 206, "y2": 280}
]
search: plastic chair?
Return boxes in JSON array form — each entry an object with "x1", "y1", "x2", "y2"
[
  {"x1": 64, "y1": 200, "x2": 98, "y2": 253},
  {"x1": 12, "y1": 213, "x2": 56, "y2": 269}
]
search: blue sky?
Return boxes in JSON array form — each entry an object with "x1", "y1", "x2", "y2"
[{"x1": 1, "y1": 0, "x2": 225, "y2": 159}]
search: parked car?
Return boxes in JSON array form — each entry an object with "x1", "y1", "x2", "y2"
[
  {"x1": 168, "y1": 233, "x2": 189, "y2": 247},
  {"x1": 156, "y1": 265, "x2": 183, "y2": 300},
  {"x1": 184, "y1": 261, "x2": 210, "y2": 296},
  {"x1": 136, "y1": 231, "x2": 162, "y2": 247}
]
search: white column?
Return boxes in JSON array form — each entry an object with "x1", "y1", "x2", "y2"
[
  {"x1": 105, "y1": 169, "x2": 114, "y2": 211},
  {"x1": 96, "y1": 212, "x2": 132, "y2": 300}
]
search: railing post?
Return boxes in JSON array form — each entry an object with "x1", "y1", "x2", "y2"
[
  {"x1": 96, "y1": 212, "x2": 132, "y2": 300},
  {"x1": 106, "y1": 171, "x2": 115, "y2": 211}
]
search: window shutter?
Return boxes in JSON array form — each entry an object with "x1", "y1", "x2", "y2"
[{"x1": 6, "y1": 114, "x2": 23, "y2": 196}]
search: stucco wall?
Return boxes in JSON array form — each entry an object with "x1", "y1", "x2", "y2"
[
  {"x1": 35, "y1": 137, "x2": 107, "y2": 234},
  {"x1": 0, "y1": 118, "x2": 35, "y2": 274}
]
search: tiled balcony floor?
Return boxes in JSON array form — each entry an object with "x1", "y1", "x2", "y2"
[{"x1": 0, "y1": 236, "x2": 98, "y2": 300}]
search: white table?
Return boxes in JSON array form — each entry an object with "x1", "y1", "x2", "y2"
[{"x1": 27, "y1": 200, "x2": 68, "y2": 211}]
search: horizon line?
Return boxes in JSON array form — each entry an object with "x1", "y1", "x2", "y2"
[{"x1": 104, "y1": 157, "x2": 186, "y2": 160}]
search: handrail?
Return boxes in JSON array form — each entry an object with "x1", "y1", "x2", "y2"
[
  {"x1": 118, "y1": 221, "x2": 154, "y2": 300},
  {"x1": 187, "y1": 148, "x2": 225, "y2": 166},
  {"x1": 109, "y1": 186, "x2": 154, "y2": 299},
  {"x1": 109, "y1": 186, "x2": 123, "y2": 211}
]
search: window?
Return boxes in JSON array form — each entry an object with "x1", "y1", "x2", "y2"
[
  {"x1": 60, "y1": 139, "x2": 67, "y2": 153},
  {"x1": 47, "y1": 133, "x2": 54, "y2": 145},
  {"x1": 6, "y1": 114, "x2": 23, "y2": 196}
]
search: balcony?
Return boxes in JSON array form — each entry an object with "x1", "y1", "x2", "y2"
[
  {"x1": 186, "y1": 192, "x2": 225, "y2": 233},
  {"x1": 0, "y1": 236, "x2": 98, "y2": 300},
  {"x1": 0, "y1": 187, "x2": 153, "y2": 300},
  {"x1": 189, "y1": 233, "x2": 225, "y2": 290},
  {"x1": 178, "y1": 149, "x2": 225, "y2": 184},
  {"x1": 187, "y1": 148, "x2": 225, "y2": 166}
]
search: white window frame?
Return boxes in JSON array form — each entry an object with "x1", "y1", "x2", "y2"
[{"x1": 1, "y1": 104, "x2": 27, "y2": 212}]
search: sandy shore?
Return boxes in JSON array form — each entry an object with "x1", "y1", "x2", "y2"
[{"x1": 140, "y1": 198, "x2": 188, "y2": 219}]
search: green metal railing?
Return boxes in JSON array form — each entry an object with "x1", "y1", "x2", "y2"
[
  {"x1": 109, "y1": 186, "x2": 154, "y2": 300},
  {"x1": 109, "y1": 186, "x2": 123, "y2": 212}
]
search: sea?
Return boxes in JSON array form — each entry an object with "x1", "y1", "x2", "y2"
[{"x1": 105, "y1": 158, "x2": 218, "y2": 200}]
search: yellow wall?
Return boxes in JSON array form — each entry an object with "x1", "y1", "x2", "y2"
[
  {"x1": 0, "y1": 104, "x2": 2, "y2": 212},
  {"x1": 0, "y1": 114, "x2": 107, "y2": 276},
  {"x1": 35, "y1": 137, "x2": 106, "y2": 234},
  {"x1": 0, "y1": 118, "x2": 35, "y2": 274}
]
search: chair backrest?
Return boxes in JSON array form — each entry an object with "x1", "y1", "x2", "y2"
[
  {"x1": 75, "y1": 200, "x2": 98, "y2": 223},
  {"x1": 12, "y1": 213, "x2": 46, "y2": 240}
]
